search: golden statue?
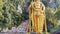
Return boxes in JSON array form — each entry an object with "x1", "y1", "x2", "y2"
[
  {"x1": 0, "y1": 0, "x2": 3, "y2": 9},
  {"x1": 29, "y1": 0, "x2": 47, "y2": 34}
]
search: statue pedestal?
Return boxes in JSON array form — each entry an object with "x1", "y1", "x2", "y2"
[{"x1": 30, "y1": 32, "x2": 36, "y2": 34}]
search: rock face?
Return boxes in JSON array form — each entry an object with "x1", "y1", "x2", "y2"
[
  {"x1": 56, "y1": 0, "x2": 60, "y2": 6},
  {"x1": 47, "y1": 0, "x2": 57, "y2": 10},
  {"x1": 41, "y1": 0, "x2": 57, "y2": 10},
  {"x1": 17, "y1": 20, "x2": 29, "y2": 32}
]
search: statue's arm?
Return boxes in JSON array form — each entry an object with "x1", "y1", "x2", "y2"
[
  {"x1": 29, "y1": 3, "x2": 32, "y2": 13},
  {"x1": 42, "y1": 3, "x2": 45, "y2": 11},
  {"x1": 42, "y1": 3, "x2": 46, "y2": 16},
  {"x1": 28, "y1": 3, "x2": 33, "y2": 32},
  {"x1": 42, "y1": 4, "x2": 47, "y2": 34},
  {"x1": 28, "y1": 3, "x2": 32, "y2": 19}
]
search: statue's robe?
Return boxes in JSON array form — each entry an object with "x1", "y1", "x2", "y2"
[{"x1": 29, "y1": 1, "x2": 47, "y2": 34}]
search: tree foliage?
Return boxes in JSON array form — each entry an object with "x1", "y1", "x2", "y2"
[
  {"x1": 45, "y1": 8, "x2": 58, "y2": 32},
  {"x1": 0, "y1": 0, "x2": 22, "y2": 30}
]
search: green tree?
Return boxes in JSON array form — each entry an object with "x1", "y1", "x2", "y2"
[
  {"x1": 0, "y1": 0, "x2": 22, "y2": 30},
  {"x1": 45, "y1": 8, "x2": 58, "y2": 32},
  {"x1": 55, "y1": 6, "x2": 60, "y2": 20}
]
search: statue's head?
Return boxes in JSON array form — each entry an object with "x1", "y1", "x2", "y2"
[{"x1": 34, "y1": 0, "x2": 40, "y2": 2}]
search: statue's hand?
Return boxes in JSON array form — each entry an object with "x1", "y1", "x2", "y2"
[{"x1": 39, "y1": 10, "x2": 45, "y2": 14}]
